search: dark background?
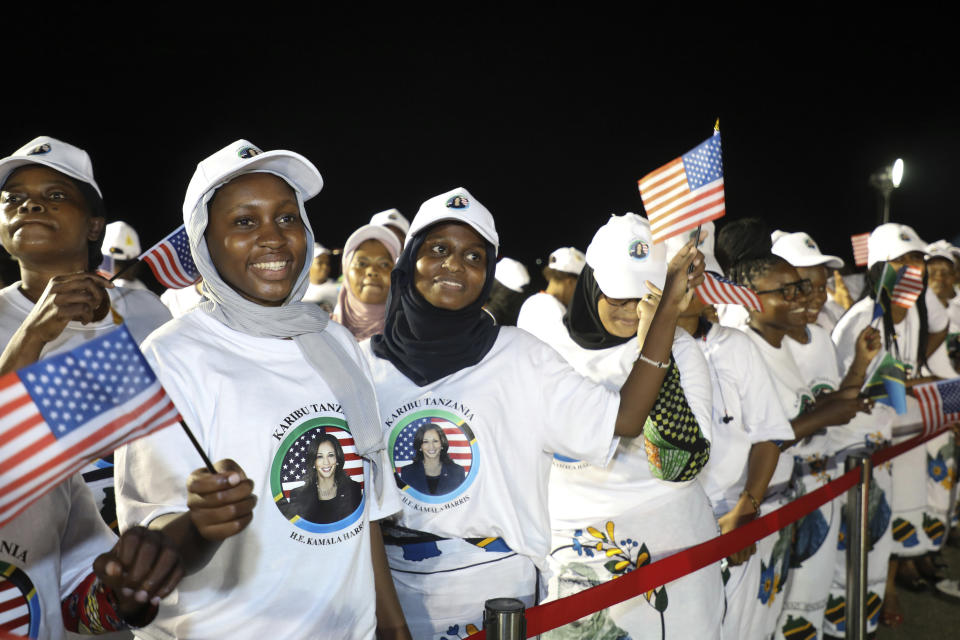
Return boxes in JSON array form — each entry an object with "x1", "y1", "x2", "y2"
[{"x1": 3, "y1": 10, "x2": 956, "y2": 285}]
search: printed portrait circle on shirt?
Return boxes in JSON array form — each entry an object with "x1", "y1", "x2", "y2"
[
  {"x1": 0, "y1": 561, "x2": 41, "y2": 639},
  {"x1": 388, "y1": 410, "x2": 478, "y2": 504},
  {"x1": 270, "y1": 418, "x2": 365, "y2": 533}
]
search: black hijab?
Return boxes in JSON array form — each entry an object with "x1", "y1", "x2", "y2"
[
  {"x1": 562, "y1": 264, "x2": 633, "y2": 350},
  {"x1": 371, "y1": 222, "x2": 500, "y2": 386}
]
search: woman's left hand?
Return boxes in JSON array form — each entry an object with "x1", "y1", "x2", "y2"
[{"x1": 659, "y1": 236, "x2": 704, "y2": 313}]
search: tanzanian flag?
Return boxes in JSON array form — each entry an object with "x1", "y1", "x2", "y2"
[
  {"x1": 872, "y1": 263, "x2": 899, "y2": 321},
  {"x1": 862, "y1": 351, "x2": 907, "y2": 414}
]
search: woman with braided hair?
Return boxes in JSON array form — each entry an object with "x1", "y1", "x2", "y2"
[
  {"x1": 535, "y1": 214, "x2": 721, "y2": 639},
  {"x1": 716, "y1": 218, "x2": 876, "y2": 640}
]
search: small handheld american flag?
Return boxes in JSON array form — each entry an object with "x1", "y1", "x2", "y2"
[
  {"x1": 850, "y1": 233, "x2": 870, "y2": 267},
  {"x1": 695, "y1": 272, "x2": 763, "y2": 311},
  {"x1": 914, "y1": 377, "x2": 960, "y2": 436},
  {"x1": 890, "y1": 266, "x2": 924, "y2": 309},
  {"x1": 0, "y1": 325, "x2": 182, "y2": 528},
  {"x1": 638, "y1": 131, "x2": 726, "y2": 244},
  {"x1": 141, "y1": 225, "x2": 201, "y2": 289}
]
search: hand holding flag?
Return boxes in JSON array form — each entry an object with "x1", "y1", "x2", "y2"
[
  {"x1": 0, "y1": 325, "x2": 183, "y2": 528},
  {"x1": 638, "y1": 129, "x2": 726, "y2": 243},
  {"x1": 861, "y1": 350, "x2": 907, "y2": 414}
]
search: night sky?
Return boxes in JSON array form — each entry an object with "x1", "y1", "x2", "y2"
[{"x1": 4, "y1": 12, "x2": 956, "y2": 283}]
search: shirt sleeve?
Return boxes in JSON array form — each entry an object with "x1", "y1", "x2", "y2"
[
  {"x1": 926, "y1": 288, "x2": 949, "y2": 333},
  {"x1": 530, "y1": 338, "x2": 620, "y2": 468},
  {"x1": 736, "y1": 336, "x2": 796, "y2": 443}
]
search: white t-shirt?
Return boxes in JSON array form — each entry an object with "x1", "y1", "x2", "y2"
[
  {"x1": 158, "y1": 285, "x2": 203, "y2": 319},
  {"x1": 515, "y1": 292, "x2": 567, "y2": 345},
  {"x1": 303, "y1": 280, "x2": 340, "y2": 312},
  {"x1": 0, "y1": 474, "x2": 120, "y2": 640},
  {"x1": 115, "y1": 312, "x2": 399, "y2": 640},
  {"x1": 743, "y1": 329, "x2": 813, "y2": 490},
  {"x1": 697, "y1": 324, "x2": 795, "y2": 514},
  {"x1": 816, "y1": 299, "x2": 845, "y2": 334},
  {"x1": 784, "y1": 324, "x2": 845, "y2": 462},
  {"x1": 360, "y1": 327, "x2": 620, "y2": 573},
  {"x1": 926, "y1": 287, "x2": 949, "y2": 334}
]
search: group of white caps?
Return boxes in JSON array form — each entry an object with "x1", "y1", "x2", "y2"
[{"x1": 6, "y1": 136, "x2": 958, "y2": 294}]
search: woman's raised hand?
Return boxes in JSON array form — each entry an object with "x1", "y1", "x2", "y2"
[
  {"x1": 660, "y1": 236, "x2": 705, "y2": 313},
  {"x1": 22, "y1": 272, "x2": 114, "y2": 344}
]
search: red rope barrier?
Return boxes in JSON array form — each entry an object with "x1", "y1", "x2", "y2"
[{"x1": 468, "y1": 427, "x2": 949, "y2": 638}]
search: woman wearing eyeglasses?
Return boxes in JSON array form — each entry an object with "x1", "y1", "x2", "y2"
[{"x1": 716, "y1": 219, "x2": 875, "y2": 640}]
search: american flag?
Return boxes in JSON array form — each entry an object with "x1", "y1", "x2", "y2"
[
  {"x1": 141, "y1": 225, "x2": 200, "y2": 289},
  {"x1": 0, "y1": 325, "x2": 181, "y2": 529},
  {"x1": 914, "y1": 377, "x2": 960, "y2": 435},
  {"x1": 851, "y1": 233, "x2": 870, "y2": 267},
  {"x1": 638, "y1": 132, "x2": 725, "y2": 243},
  {"x1": 0, "y1": 560, "x2": 39, "y2": 638},
  {"x1": 695, "y1": 271, "x2": 763, "y2": 311},
  {"x1": 279, "y1": 426, "x2": 363, "y2": 497},
  {"x1": 891, "y1": 266, "x2": 924, "y2": 309},
  {"x1": 393, "y1": 416, "x2": 472, "y2": 474}
]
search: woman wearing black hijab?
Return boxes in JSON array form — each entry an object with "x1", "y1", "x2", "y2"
[{"x1": 363, "y1": 188, "x2": 705, "y2": 639}]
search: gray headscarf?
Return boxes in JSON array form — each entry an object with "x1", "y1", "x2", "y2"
[{"x1": 186, "y1": 171, "x2": 387, "y2": 504}]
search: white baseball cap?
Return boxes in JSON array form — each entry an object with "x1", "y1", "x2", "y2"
[
  {"x1": 547, "y1": 247, "x2": 586, "y2": 275},
  {"x1": 663, "y1": 221, "x2": 722, "y2": 275},
  {"x1": 370, "y1": 208, "x2": 410, "y2": 235},
  {"x1": 586, "y1": 213, "x2": 666, "y2": 299},
  {"x1": 925, "y1": 240, "x2": 960, "y2": 264},
  {"x1": 101, "y1": 221, "x2": 141, "y2": 259},
  {"x1": 407, "y1": 187, "x2": 499, "y2": 252},
  {"x1": 867, "y1": 223, "x2": 927, "y2": 268},
  {"x1": 342, "y1": 223, "x2": 402, "y2": 262},
  {"x1": 0, "y1": 135, "x2": 102, "y2": 196},
  {"x1": 182, "y1": 139, "x2": 323, "y2": 221},
  {"x1": 495, "y1": 257, "x2": 530, "y2": 292},
  {"x1": 771, "y1": 231, "x2": 844, "y2": 269},
  {"x1": 313, "y1": 242, "x2": 331, "y2": 256}
]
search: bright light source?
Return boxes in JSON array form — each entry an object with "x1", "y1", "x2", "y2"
[{"x1": 892, "y1": 158, "x2": 904, "y2": 188}]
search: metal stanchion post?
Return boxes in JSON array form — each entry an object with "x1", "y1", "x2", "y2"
[
  {"x1": 845, "y1": 452, "x2": 872, "y2": 640},
  {"x1": 483, "y1": 598, "x2": 526, "y2": 640}
]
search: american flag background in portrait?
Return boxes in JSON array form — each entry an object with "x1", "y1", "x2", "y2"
[
  {"x1": 914, "y1": 377, "x2": 960, "y2": 436},
  {"x1": 393, "y1": 416, "x2": 472, "y2": 474},
  {"x1": 279, "y1": 426, "x2": 363, "y2": 497},
  {"x1": 141, "y1": 225, "x2": 201, "y2": 289},
  {"x1": 638, "y1": 131, "x2": 726, "y2": 243},
  {"x1": 0, "y1": 561, "x2": 40, "y2": 639},
  {"x1": 0, "y1": 325, "x2": 181, "y2": 529},
  {"x1": 851, "y1": 232, "x2": 870, "y2": 267}
]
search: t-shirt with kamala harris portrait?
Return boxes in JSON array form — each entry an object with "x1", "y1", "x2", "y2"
[{"x1": 115, "y1": 311, "x2": 400, "y2": 640}]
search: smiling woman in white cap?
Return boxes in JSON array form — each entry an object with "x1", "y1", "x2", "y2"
[
  {"x1": 114, "y1": 140, "x2": 409, "y2": 640},
  {"x1": 530, "y1": 213, "x2": 723, "y2": 638},
  {"x1": 362, "y1": 188, "x2": 704, "y2": 639}
]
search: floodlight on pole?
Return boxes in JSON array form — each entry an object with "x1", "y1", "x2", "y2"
[{"x1": 869, "y1": 158, "x2": 904, "y2": 224}]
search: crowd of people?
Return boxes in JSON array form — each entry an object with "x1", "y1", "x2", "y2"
[{"x1": 0, "y1": 135, "x2": 957, "y2": 640}]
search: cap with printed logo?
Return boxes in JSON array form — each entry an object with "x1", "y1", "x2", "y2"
[
  {"x1": 867, "y1": 223, "x2": 927, "y2": 268},
  {"x1": 495, "y1": 257, "x2": 530, "y2": 292},
  {"x1": 101, "y1": 221, "x2": 141, "y2": 259},
  {"x1": 407, "y1": 187, "x2": 499, "y2": 252},
  {"x1": 663, "y1": 221, "x2": 722, "y2": 274},
  {"x1": 182, "y1": 139, "x2": 323, "y2": 221},
  {"x1": 547, "y1": 247, "x2": 586, "y2": 276},
  {"x1": 586, "y1": 213, "x2": 666, "y2": 299},
  {"x1": 0, "y1": 136, "x2": 102, "y2": 196},
  {"x1": 925, "y1": 240, "x2": 960, "y2": 263},
  {"x1": 370, "y1": 208, "x2": 410, "y2": 235},
  {"x1": 771, "y1": 231, "x2": 844, "y2": 269}
]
